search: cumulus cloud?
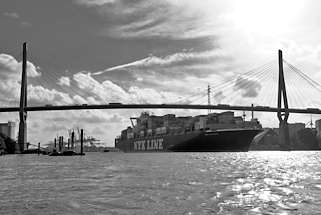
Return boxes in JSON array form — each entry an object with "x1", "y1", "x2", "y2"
[
  {"x1": 128, "y1": 86, "x2": 165, "y2": 103},
  {"x1": 73, "y1": 72, "x2": 129, "y2": 102},
  {"x1": 46, "y1": 110, "x2": 123, "y2": 127},
  {"x1": 0, "y1": 54, "x2": 94, "y2": 107},
  {"x1": 28, "y1": 85, "x2": 74, "y2": 105},
  {"x1": 0, "y1": 54, "x2": 40, "y2": 78},
  {"x1": 3, "y1": 12, "x2": 32, "y2": 27},
  {"x1": 72, "y1": 71, "x2": 182, "y2": 104},
  {"x1": 57, "y1": 76, "x2": 71, "y2": 86},
  {"x1": 0, "y1": 54, "x2": 41, "y2": 104},
  {"x1": 214, "y1": 91, "x2": 225, "y2": 104},
  {"x1": 21, "y1": 21, "x2": 32, "y2": 28},
  {"x1": 234, "y1": 76, "x2": 262, "y2": 98},
  {"x1": 43, "y1": 123, "x2": 68, "y2": 132},
  {"x1": 107, "y1": 114, "x2": 123, "y2": 123},
  {"x1": 72, "y1": 95, "x2": 87, "y2": 104},
  {"x1": 91, "y1": 127, "x2": 105, "y2": 135},
  {"x1": 3, "y1": 12, "x2": 20, "y2": 19}
]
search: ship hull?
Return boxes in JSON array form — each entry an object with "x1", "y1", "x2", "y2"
[{"x1": 115, "y1": 129, "x2": 261, "y2": 152}]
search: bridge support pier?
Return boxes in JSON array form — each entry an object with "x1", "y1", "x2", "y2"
[
  {"x1": 279, "y1": 121, "x2": 290, "y2": 150},
  {"x1": 277, "y1": 50, "x2": 290, "y2": 150},
  {"x1": 17, "y1": 42, "x2": 27, "y2": 153}
]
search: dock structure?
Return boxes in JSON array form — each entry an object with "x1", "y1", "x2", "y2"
[{"x1": 48, "y1": 129, "x2": 85, "y2": 156}]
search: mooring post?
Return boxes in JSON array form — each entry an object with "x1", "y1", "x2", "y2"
[
  {"x1": 80, "y1": 129, "x2": 84, "y2": 155},
  {"x1": 71, "y1": 131, "x2": 74, "y2": 149},
  {"x1": 59, "y1": 136, "x2": 62, "y2": 152},
  {"x1": 61, "y1": 136, "x2": 65, "y2": 151},
  {"x1": 277, "y1": 50, "x2": 290, "y2": 150}
]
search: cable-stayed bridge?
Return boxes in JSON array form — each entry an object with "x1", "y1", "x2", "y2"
[{"x1": 1, "y1": 43, "x2": 321, "y2": 152}]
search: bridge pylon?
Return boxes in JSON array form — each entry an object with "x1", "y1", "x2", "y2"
[
  {"x1": 277, "y1": 50, "x2": 290, "y2": 150},
  {"x1": 17, "y1": 42, "x2": 27, "y2": 153}
]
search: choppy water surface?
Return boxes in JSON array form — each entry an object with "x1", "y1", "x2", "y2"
[{"x1": 1, "y1": 152, "x2": 321, "y2": 214}]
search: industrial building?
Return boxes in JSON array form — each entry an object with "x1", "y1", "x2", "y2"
[
  {"x1": 0, "y1": 121, "x2": 16, "y2": 140},
  {"x1": 0, "y1": 121, "x2": 16, "y2": 154},
  {"x1": 316, "y1": 119, "x2": 321, "y2": 146},
  {"x1": 252, "y1": 122, "x2": 319, "y2": 150}
]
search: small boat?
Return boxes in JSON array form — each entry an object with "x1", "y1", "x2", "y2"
[{"x1": 48, "y1": 150, "x2": 85, "y2": 156}]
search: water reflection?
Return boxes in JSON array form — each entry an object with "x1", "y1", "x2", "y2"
[{"x1": 0, "y1": 152, "x2": 321, "y2": 214}]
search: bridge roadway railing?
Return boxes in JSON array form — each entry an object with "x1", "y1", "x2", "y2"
[{"x1": 0, "y1": 104, "x2": 320, "y2": 114}]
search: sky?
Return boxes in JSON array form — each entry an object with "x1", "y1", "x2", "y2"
[{"x1": 0, "y1": 0, "x2": 321, "y2": 146}]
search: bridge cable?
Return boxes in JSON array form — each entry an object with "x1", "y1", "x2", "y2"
[
  {"x1": 222, "y1": 63, "x2": 275, "y2": 105},
  {"x1": 284, "y1": 62, "x2": 320, "y2": 107},
  {"x1": 176, "y1": 89, "x2": 208, "y2": 104},
  {"x1": 213, "y1": 62, "x2": 275, "y2": 105},
  {"x1": 209, "y1": 61, "x2": 276, "y2": 105},
  {"x1": 256, "y1": 67, "x2": 275, "y2": 106},
  {"x1": 188, "y1": 91, "x2": 209, "y2": 104},
  {"x1": 209, "y1": 60, "x2": 276, "y2": 93},
  {"x1": 283, "y1": 64, "x2": 308, "y2": 108},
  {"x1": 284, "y1": 60, "x2": 321, "y2": 93}
]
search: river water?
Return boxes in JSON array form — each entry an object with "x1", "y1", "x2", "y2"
[{"x1": 1, "y1": 151, "x2": 321, "y2": 215}]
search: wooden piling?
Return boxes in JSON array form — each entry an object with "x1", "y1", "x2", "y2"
[
  {"x1": 80, "y1": 129, "x2": 84, "y2": 155},
  {"x1": 71, "y1": 131, "x2": 74, "y2": 149},
  {"x1": 61, "y1": 136, "x2": 64, "y2": 151},
  {"x1": 59, "y1": 136, "x2": 62, "y2": 152}
]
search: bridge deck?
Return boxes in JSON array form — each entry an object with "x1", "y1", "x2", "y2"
[{"x1": 0, "y1": 104, "x2": 320, "y2": 114}]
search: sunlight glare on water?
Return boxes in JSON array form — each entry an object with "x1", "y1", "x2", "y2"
[{"x1": 1, "y1": 151, "x2": 321, "y2": 214}]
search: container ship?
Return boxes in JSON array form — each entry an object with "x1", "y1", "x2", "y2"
[{"x1": 115, "y1": 111, "x2": 262, "y2": 152}]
